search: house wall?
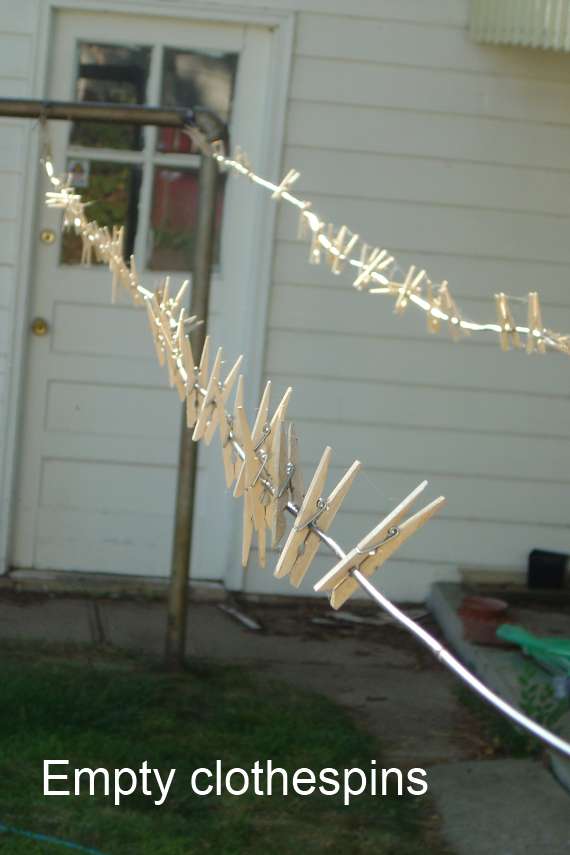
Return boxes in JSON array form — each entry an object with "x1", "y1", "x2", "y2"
[{"x1": 1, "y1": 0, "x2": 570, "y2": 601}]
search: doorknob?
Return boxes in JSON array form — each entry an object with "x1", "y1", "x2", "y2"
[{"x1": 31, "y1": 317, "x2": 49, "y2": 337}]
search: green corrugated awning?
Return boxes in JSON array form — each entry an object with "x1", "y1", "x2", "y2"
[{"x1": 470, "y1": 0, "x2": 570, "y2": 51}]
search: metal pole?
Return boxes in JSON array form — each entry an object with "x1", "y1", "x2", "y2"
[
  {"x1": 0, "y1": 97, "x2": 191, "y2": 128},
  {"x1": 164, "y1": 111, "x2": 226, "y2": 670}
]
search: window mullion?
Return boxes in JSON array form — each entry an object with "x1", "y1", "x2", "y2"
[{"x1": 133, "y1": 43, "x2": 163, "y2": 270}]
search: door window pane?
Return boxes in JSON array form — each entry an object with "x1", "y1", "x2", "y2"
[
  {"x1": 157, "y1": 49, "x2": 238, "y2": 155},
  {"x1": 147, "y1": 167, "x2": 225, "y2": 271},
  {"x1": 60, "y1": 160, "x2": 142, "y2": 265},
  {"x1": 70, "y1": 42, "x2": 151, "y2": 150}
]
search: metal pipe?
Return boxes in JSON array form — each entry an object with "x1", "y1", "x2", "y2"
[
  {"x1": 0, "y1": 97, "x2": 192, "y2": 128},
  {"x1": 164, "y1": 111, "x2": 225, "y2": 670}
]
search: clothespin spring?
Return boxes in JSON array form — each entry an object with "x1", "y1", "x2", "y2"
[{"x1": 355, "y1": 526, "x2": 400, "y2": 557}]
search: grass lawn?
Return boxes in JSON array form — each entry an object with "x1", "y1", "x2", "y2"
[{"x1": 0, "y1": 643, "x2": 449, "y2": 854}]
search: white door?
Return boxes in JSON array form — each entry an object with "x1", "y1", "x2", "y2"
[{"x1": 12, "y1": 9, "x2": 274, "y2": 580}]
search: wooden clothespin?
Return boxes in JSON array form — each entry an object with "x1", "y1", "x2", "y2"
[
  {"x1": 353, "y1": 246, "x2": 393, "y2": 290},
  {"x1": 394, "y1": 265, "x2": 425, "y2": 314},
  {"x1": 234, "y1": 381, "x2": 273, "y2": 499},
  {"x1": 145, "y1": 295, "x2": 165, "y2": 366},
  {"x1": 271, "y1": 168, "x2": 300, "y2": 200},
  {"x1": 158, "y1": 306, "x2": 186, "y2": 399},
  {"x1": 544, "y1": 329, "x2": 570, "y2": 355},
  {"x1": 260, "y1": 386, "x2": 293, "y2": 543},
  {"x1": 297, "y1": 202, "x2": 312, "y2": 240},
  {"x1": 234, "y1": 405, "x2": 269, "y2": 567},
  {"x1": 172, "y1": 279, "x2": 189, "y2": 311},
  {"x1": 193, "y1": 348, "x2": 242, "y2": 445},
  {"x1": 267, "y1": 421, "x2": 305, "y2": 548},
  {"x1": 526, "y1": 292, "x2": 546, "y2": 355},
  {"x1": 274, "y1": 447, "x2": 361, "y2": 588},
  {"x1": 218, "y1": 373, "x2": 243, "y2": 488},
  {"x1": 438, "y1": 282, "x2": 465, "y2": 341},
  {"x1": 81, "y1": 232, "x2": 94, "y2": 266},
  {"x1": 495, "y1": 292, "x2": 521, "y2": 351},
  {"x1": 110, "y1": 226, "x2": 125, "y2": 304},
  {"x1": 308, "y1": 222, "x2": 324, "y2": 265},
  {"x1": 327, "y1": 225, "x2": 359, "y2": 275},
  {"x1": 425, "y1": 280, "x2": 442, "y2": 334},
  {"x1": 233, "y1": 146, "x2": 253, "y2": 177},
  {"x1": 181, "y1": 335, "x2": 210, "y2": 429},
  {"x1": 314, "y1": 481, "x2": 445, "y2": 609}
]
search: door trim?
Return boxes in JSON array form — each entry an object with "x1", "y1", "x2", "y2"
[{"x1": 0, "y1": 0, "x2": 295, "y2": 591}]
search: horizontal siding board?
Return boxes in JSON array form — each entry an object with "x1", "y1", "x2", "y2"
[
  {"x1": 286, "y1": 146, "x2": 570, "y2": 217},
  {"x1": 270, "y1": 371, "x2": 570, "y2": 440},
  {"x1": 296, "y1": 12, "x2": 570, "y2": 80},
  {"x1": 282, "y1": 418, "x2": 570, "y2": 483},
  {"x1": 286, "y1": 101, "x2": 570, "y2": 171},
  {"x1": 265, "y1": 329, "x2": 570, "y2": 397},
  {"x1": 291, "y1": 57, "x2": 570, "y2": 125}
]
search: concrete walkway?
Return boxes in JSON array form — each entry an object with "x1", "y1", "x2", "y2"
[{"x1": 0, "y1": 590, "x2": 568, "y2": 854}]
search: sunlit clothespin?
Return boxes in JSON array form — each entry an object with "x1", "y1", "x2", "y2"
[
  {"x1": 234, "y1": 381, "x2": 273, "y2": 499},
  {"x1": 297, "y1": 202, "x2": 312, "y2": 240},
  {"x1": 495, "y1": 292, "x2": 521, "y2": 351},
  {"x1": 526, "y1": 292, "x2": 546, "y2": 355},
  {"x1": 171, "y1": 279, "x2": 189, "y2": 311},
  {"x1": 81, "y1": 232, "x2": 94, "y2": 266},
  {"x1": 271, "y1": 168, "x2": 300, "y2": 201},
  {"x1": 109, "y1": 226, "x2": 125, "y2": 304},
  {"x1": 308, "y1": 221, "x2": 324, "y2": 265},
  {"x1": 394, "y1": 265, "x2": 426, "y2": 314},
  {"x1": 353, "y1": 246, "x2": 393, "y2": 290},
  {"x1": 267, "y1": 421, "x2": 305, "y2": 548},
  {"x1": 232, "y1": 146, "x2": 253, "y2": 177},
  {"x1": 157, "y1": 305, "x2": 186, "y2": 399},
  {"x1": 425, "y1": 280, "x2": 441, "y2": 334},
  {"x1": 314, "y1": 481, "x2": 445, "y2": 609},
  {"x1": 544, "y1": 329, "x2": 570, "y2": 355},
  {"x1": 145, "y1": 295, "x2": 165, "y2": 367},
  {"x1": 327, "y1": 225, "x2": 359, "y2": 275},
  {"x1": 193, "y1": 348, "x2": 242, "y2": 445},
  {"x1": 234, "y1": 405, "x2": 269, "y2": 567},
  {"x1": 438, "y1": 282, "x2": 465, "y2": 341},
  {"x1": 180, "y1": 334, "x2": 210, "y2": 429},
  {"x1": 275, "y1": 447, "x2": 361, "y2": 588}
]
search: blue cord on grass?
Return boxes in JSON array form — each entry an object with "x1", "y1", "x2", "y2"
[{"x1": 0, "y1": 821, "x2": 105, "y2": 854}]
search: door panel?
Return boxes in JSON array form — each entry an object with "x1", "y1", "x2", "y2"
[{"x1": 13, "y1": 10, "x2": 271, "y2": 580}]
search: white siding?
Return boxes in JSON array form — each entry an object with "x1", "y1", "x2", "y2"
[
  {"x1": 1, "y1": 0, "x2": 570, "y2": 602},
  {"x1": 256, "y1": 2, "x2": 570, "y2": 600},
  {"x1": 0, "y1": 0, "x2": 38, "y2": 573}
]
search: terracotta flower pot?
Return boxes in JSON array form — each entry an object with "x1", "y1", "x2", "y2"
[{"x1": 458, "y1": 595, "x2": 509, "y2": 646}]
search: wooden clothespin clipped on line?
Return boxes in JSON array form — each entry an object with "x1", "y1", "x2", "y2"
[
  {"x1": 272, "y1": 168, "x2": 300, "y2": 201},
  {"x1": 275, "y1": 446, "x2": 361, "y2": 588},
  {"x1": 327, "y1": 224, "x2": 359, "y2": 275},
  {"x1": 353, "y1": 245, "x2": 393, "y2": 291},
  {"x1": 267, "y1": 421, "x2": 304, "y2": 548},
  {"x1": 192, "y1": 347, "x2": 242, "y2": 445},
  {"x1": 495, "y1": 292, "x2": 521, "y2": 351},
  {"x1": 526, "y1": 291, "x2": 546, "y2": 355},
  {"x1": 393, "y1": 265, "x2": 426, "y2": 314},
  {"x1": 314, "y1": 481, "x2": 445, "y2": 608}
]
